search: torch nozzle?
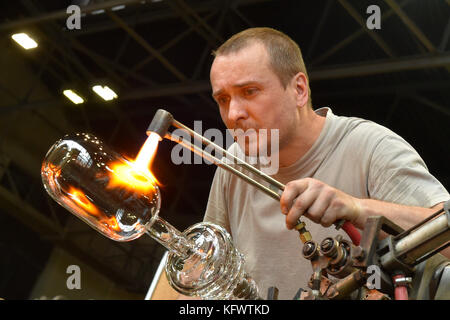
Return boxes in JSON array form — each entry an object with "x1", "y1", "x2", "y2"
[{"x1": 147, "y1": 109, "x2": 174, "y2": 140}]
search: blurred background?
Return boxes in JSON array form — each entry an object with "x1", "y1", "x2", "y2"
[{"x1": 0, "y1": 0, "x2": 448, "y2": 300}]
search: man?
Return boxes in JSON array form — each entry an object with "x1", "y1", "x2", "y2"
[{"x1": 202, "y1": 27, "x2": 449, "y2": 299}]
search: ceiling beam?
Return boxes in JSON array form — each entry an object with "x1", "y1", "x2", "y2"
[
  {"x1": 175, "y1": 0, "x2": 224, "y2": 43},
  {"x1": 0, "y1": 0, "x2": 145, "y2": 31},
  {"x1": 106, "y1": 10, "x2": 187, "y2": 82},
  {"x1": 409, "y1": 94, "x2": 450, "y2": 118},
  {"x1": 121, "y1": 80, "x2": 211, "y2": 101},
  {"x1": 309, "y1": 52, "x2": 450, "y2": 80},
  {"x1": 384, "y1": 0, "x2": 450, "y2": 74},
  {"x1": 337, "y1": 0, "x2": 396, "y2": 57},
  {"x1": 168, "y1": 2, "x2": 219, "y2": 49},
  {"x1": 312, "y1": 0, "x2": 411, "y2": 66},
  {"x1": 3, "y1": 52, "x2": 450, "y2": 114},
  {"x1": 439, "y1": 17, "x2": 450, "y2": 52},
  {"x1": 122, "y1": 52, "x2": 450, "y2": 99},
  {"x1": 126, "y1": 11, "x2": 217, "y2": 77},
  {"x1": 306, "y1": 0, "x2": 333, "y2": 60},
  {"x1": 0, "y1": 0, "x2": 271, "y2": 35},
  {"x1": 315, "y1": 80, "x2": 450, "y2": 99},
  {"x1": 384, "y1": 0, "x2": 437, "y2": 53}
]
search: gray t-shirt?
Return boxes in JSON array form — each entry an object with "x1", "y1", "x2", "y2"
[{"x1": 203, "y1": 107, "x2": 449, "y2": 300}]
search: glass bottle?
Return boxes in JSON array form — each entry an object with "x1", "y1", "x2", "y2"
[{"x1": 41, "y1": 133, "x2": 261, "y2": 299}]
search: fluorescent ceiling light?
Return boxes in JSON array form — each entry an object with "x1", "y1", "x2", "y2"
[
  {"x1": 63, "y1": 89, "x2": 84, "y2": 104},
  {"x1": 11, "y1": 33, "x2": 38, "y2": 49},
  {"x1": 91, "y1": 9, "x2": 105, "y2": 15},
  {"x1": 111, "y1": 5, "x2": 126, "y2": 11},
  {"x1": 92, "y1": 85, "x2": 118, "y2": 101}
]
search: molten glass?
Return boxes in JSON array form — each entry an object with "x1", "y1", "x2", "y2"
[{"x1": 42, "y1": 133, "x2": 261, "y2": 299}]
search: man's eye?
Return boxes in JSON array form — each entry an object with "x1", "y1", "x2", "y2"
[
  {"x1": 244, "y1": 88, "x2": 258, "y2": 96},
  {"x1": 217, "y1": 97, "x2": 228, "y2": 104}
]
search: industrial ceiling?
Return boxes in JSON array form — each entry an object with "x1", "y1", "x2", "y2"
[{"x1": 0, "y1": 0, "x2": 449, "y2": 299}]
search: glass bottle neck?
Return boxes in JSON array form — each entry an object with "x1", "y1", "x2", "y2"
[{"x1": 145, "y1": 216, "x2": 196, "y2": 259}]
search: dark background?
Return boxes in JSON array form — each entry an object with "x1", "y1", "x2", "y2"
[{"x1": 0, "y1": 0, "x2": 449, "y2": 299}]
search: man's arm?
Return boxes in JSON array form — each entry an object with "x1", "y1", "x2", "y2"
[{"x1": 280, "y1": 177, "x2": 450, "y2": 258}]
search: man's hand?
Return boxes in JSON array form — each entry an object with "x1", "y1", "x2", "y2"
[{"x1": 280, "y1": 178, "x2": 362, "y2": 229}]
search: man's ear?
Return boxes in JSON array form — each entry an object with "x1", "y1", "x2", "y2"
[{"x1": 293, "y1": 72, "x2": 309, "y2": 108}]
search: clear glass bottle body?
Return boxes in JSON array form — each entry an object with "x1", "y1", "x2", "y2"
[{"x1": 41, "y1": 132, "x2": 161, "y2": 241}]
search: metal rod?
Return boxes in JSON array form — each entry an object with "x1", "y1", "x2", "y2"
[
  {"x1": 395, "y1": 213, "x2": 449, "y2": 262},
  {"x1": 414, "y1": 241, "x2": 450, "y2": 266},
  {"x1": 171, "y1": 119, "x2": 285, "y2": 191},
  {"x1": 166, "y1": 132, "x2": 281, "y2": 202},
  {"x1": 394, "y1": 207, "x2": 444, "y2": 240}
]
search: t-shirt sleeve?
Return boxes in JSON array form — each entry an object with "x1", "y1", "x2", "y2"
[
  {"x1": 368, "y1": 134, "x2": 449, "y2": 208},
  {"x1": 203, "y1": 167, "x2": 231, "y2": 233}
]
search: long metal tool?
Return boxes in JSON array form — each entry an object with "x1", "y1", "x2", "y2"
[
  {"x1": 147, "y1": 109, "x2": 284, "y2": 199},
  {"x1": 147, "y1": 109, "x2": 360, "y2": 243}
]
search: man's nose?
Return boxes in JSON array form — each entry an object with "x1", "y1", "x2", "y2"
[{"x1": 228, "y1": 98, "x2": 248, "y2": 124}]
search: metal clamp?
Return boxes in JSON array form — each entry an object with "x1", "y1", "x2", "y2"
[{"x1": 393, "y1": 276, "x2": 412, "y2": 287}]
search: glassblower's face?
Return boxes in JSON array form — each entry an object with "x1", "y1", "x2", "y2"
[{"x1": 210, "y1": 42, "x2": 298, "y2": 157}]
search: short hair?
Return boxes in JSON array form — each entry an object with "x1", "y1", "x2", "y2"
[{"x1": 212, "y1": 27, "x2": 311, "y2": 106}]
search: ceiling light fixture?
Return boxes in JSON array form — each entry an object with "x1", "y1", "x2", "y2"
[
  {"x1": 92, "y1": 85, "x2": 118, "y2": 101},
  {"x1": 111, "y1": 5, "x2": 126, "y2": 11},
  {"x1": 11, "y1": 33, "x2": 38, "y2": 49},
  {"x1": 63, "y1": 89, "x2": 85, "y2": 104}
]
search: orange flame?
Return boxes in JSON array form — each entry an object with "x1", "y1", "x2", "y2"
[
  {"x1": 68, "y1": 186, "x2": 121, "y2": 232},
  {"x1": 107, "y1": 132, "x2": 161, "y2": 193},
  {"x1": 135, "y1": 132, "x2": 160, "y2": 174},
  {"x1": 63, "y1": 133, "x2": 161, "y2": 234}
]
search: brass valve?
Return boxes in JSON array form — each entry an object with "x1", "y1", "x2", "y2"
[{"x1": 295, "y1": 220, "x2": 312, "y2": 243}]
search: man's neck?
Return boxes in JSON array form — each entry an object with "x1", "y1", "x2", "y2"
[{"x1": 278, "y1": 107, "x2": 327, "y2": 168}]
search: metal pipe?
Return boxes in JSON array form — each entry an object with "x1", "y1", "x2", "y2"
[
  {"x1": 327, "y1": 270, "x2": 365, "y2": 299},
  {"x1": 395, "y1": 214, "x2": 449, "y2": 263},
  {"x1": 171, "y1": 119, "x2": 285, "y2": 191},
  {"x1": 166, "y1": 132, "x2": 281, "y2": 201}
]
